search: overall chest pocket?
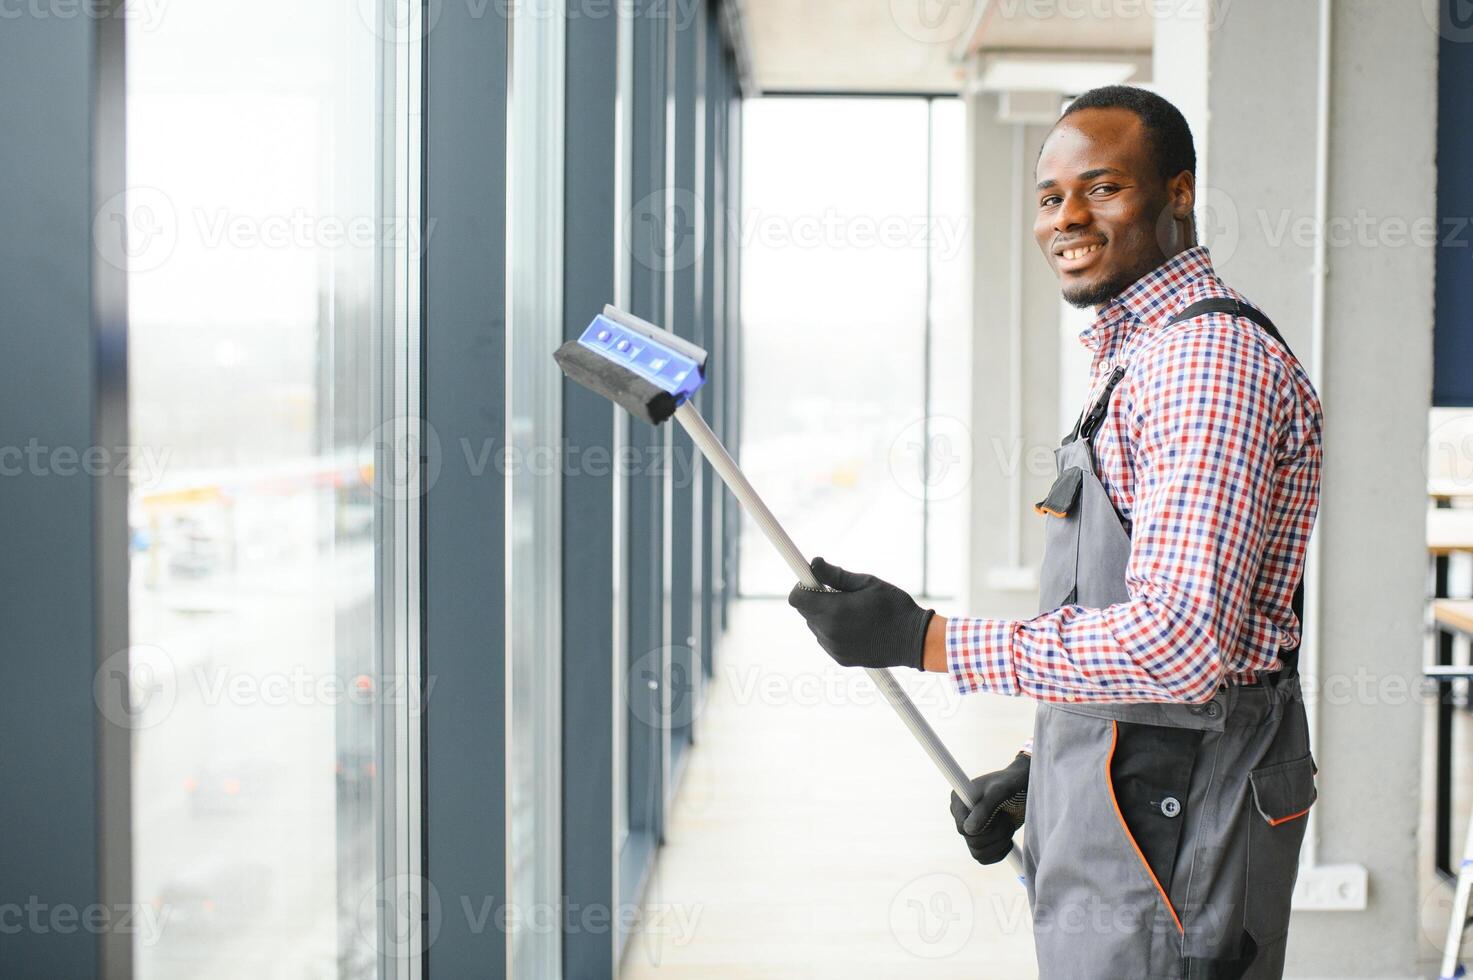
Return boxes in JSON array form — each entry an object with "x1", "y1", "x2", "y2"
[{"x1": 1035, "y1": 465, "x2": 1085, "y2": 613}]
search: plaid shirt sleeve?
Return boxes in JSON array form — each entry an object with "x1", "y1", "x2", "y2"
[{"x1": 948, "y1": 318, "x2": 1321, "y2": 703}]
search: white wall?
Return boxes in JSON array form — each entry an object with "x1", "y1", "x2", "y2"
[{"x1": 1151, "y1": 6, "x2": 1210, "y2": 192}]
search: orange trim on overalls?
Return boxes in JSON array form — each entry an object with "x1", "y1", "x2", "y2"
[
  {"x1": 1105, "y1": 721, "x2": 1185, "y2": 935},
  {"x1": 1267, "y1": 806, "x2": 1312, "y2": 827},
  {"x1": 1033, "y1": 503, "x2": 1070, "y2": 518}
]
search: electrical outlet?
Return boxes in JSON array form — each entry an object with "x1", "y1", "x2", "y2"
[{"x1": 1291, "y1": 863, "x2": 1368, "y2": 911}]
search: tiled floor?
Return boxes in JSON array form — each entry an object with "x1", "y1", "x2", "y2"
[
  {"x1": 619, "y1": 587, "x2": 1473, "y2": 979},
  {"x1": 622, "y1": 599, "x2": 1039, "y2": 979}
]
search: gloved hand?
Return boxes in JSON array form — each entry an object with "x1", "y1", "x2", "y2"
[
  {"x1": 950, "y1": 751, "x2": 1031, "y2": 865},
  {"x1": 786, "y1": 557, "x2": 935, "y2": 671}
]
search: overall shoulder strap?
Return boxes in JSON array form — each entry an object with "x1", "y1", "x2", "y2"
[
  {"x1": 1168, "y1": 295, "x2": 1305, "y2": 676},
  {"x1": 1070, "y1": 298, "x2": 1291, "y2": 446},
  {"x1": 1166, "y1": 296, "x2": 1296, "y2": 359},
  {"x1": 1283, "y1": 579, "x2": 1304, "y2": 676},
  {"x1": 1066, "y1": 364, "x2": 1127, "y2": 444}
]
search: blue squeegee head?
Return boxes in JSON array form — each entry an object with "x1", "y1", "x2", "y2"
[{"x1": 553, "y1": 311, "x2": 709, "y2": 425}]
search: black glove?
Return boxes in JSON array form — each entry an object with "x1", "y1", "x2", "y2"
[
  {"x1": 786, "y1": 557, "x2": 935, "y2": 671},
  {"x1": 950, "y1": 751, "x2": 1030, "y2": 865}
]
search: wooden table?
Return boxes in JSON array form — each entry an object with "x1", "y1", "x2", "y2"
[{"x1": 1436, "y1": 599, "x2": 1473, "y2": 636}]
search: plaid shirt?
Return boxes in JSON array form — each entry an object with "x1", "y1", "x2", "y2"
[{"x1": 947, "y1": 246, "x2": 1323, "y2": 704}]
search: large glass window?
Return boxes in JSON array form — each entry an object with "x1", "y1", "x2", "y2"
[
  {"x1": 126, "y1": 3, "x2": 404, "y2": 976},
  {"x1": 739, "y1": 97, "x2": 967, "y2": 598}
]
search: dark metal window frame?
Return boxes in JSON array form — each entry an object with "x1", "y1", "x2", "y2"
[
  {"x1": 420, "y1": 1, "x2": 510, "y2": 975},
  {"x1": 0, "y1": 8, "x2": 131, "y2": 978}
]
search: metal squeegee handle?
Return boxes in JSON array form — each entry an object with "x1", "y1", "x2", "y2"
[{"x1": 673, "y1": 402, "x2": 1026, "y2": 881}]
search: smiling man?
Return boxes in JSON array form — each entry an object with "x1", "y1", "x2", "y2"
[{"x1": 788, "y1": 86, "x2": 1323, "y2": 979}]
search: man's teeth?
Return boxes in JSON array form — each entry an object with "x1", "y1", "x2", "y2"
[{"x1": 1061, "y1": 244, "x2": 1104, "y2": 260}]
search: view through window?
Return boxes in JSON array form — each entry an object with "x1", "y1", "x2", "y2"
[
  {"x1": 125, "y1": 4, "x2": 392, "y2": 975},
  {"x1": 739, "y1": 97, "x2": 969, "y2": 598}
]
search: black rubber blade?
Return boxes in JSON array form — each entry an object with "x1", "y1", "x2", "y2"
[{"x1": 553, "y1": 340, "x2": 679, "y2": 426}]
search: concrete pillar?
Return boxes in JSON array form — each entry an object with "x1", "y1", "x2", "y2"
[
  {"x1": 963, "y1": 90, "x2": 1066, "y2": 620},
  {"x1": 1156, "y1": 3, "x2": 1437, "y2": 977}
]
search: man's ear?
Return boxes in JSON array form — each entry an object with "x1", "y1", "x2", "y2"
[{"x1": 1169, "y1": 170, "x2": 1196, "y2": 220}]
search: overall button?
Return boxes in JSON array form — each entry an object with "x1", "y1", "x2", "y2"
[
  {"x1": 1204, "y1": 701, "x2": 1222, "y2": 719},
  {"x1": 1160, "y1": 796, "x2": 1182, "y2": 818}
]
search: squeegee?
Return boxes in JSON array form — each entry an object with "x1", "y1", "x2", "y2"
[{"x1": 555, "y1": 305, "x2": 1025, "y2": 881}]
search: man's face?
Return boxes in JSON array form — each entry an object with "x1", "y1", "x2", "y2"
[{"x1": 1033, "y1": 107, "x2": 1194, "y2": 308}]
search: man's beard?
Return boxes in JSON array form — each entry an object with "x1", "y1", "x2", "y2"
[
  {"x1": 1059, "y1": 245, "x2": 1172, "y2": 309},
  {"x1": 1060, "y1": 269, "x2": 1140, "y2": 309}
]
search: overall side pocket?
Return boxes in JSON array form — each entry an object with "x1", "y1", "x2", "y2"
[{"x1": 1244, "y1": 753, "x2": 1317, "y2": 946}]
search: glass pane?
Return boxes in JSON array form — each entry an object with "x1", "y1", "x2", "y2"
[
  {"x1": 925, "y1": 98, "x2": 970, "y2": 599},
  {"x1": 739, "y1": 97, "x2": 929, "y2": 596},
  {"x1": 126, "y1": 4, "x2": 388, "y2": 976}
]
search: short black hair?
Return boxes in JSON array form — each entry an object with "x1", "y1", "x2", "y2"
[{"x1": 1059, "y1": 85, "x2": 1196, "y2": 180}]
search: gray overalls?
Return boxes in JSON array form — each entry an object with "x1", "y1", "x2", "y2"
[{"x1": 1024, "y1": 298, "x2": 1317, "y2": 980}]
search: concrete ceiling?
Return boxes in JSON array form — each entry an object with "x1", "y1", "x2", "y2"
[
  {"x1": 741, "y1": 0, "x2": 971, "y2": 93},
  {"x1": 962, "y1": 1, "x2": 1155, "y2": 56},
  {"x1": 739, "y1": 0, "x2": 1153, "y2": 95}
]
